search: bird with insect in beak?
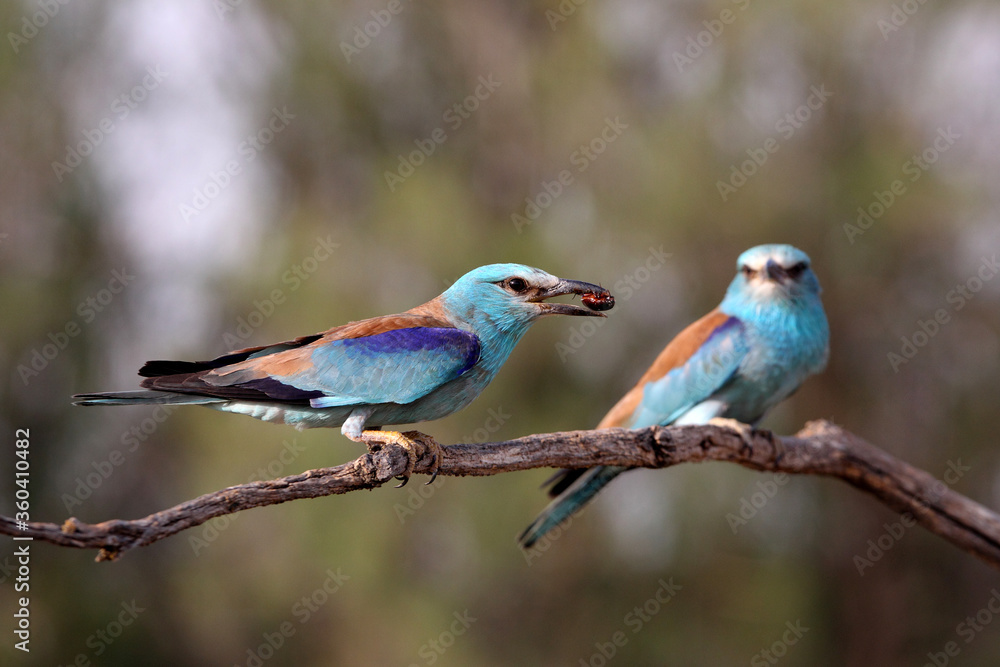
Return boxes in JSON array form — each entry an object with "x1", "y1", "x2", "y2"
[
  {"x1": 519, "y1": 244, "x2": 829, "y2": 548},
  {"x1": 75, "y1": 264, "x2": 614, "y2": 486}
]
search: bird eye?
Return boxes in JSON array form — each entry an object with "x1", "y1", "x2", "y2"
[
  {"x1": 740, "y1": 265, "x2": 755, "y2": 278},
  {"x1": 506, "y1": 278, "x2": 529, "y2": 293},
  {"x1": 786, "y1": 262, "x2": 807, "y2": 279}
]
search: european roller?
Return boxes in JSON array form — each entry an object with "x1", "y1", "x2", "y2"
[
  {"x1": 519, "y1": 244, "x2": 829, "y2": 547},
  {"x1": 75, "y1": 264, "x2": 614, "y2": 485}
]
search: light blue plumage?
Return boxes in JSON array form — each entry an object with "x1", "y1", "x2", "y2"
[
  {"x1": 75, "y1": 263, "x2": 614, "y2": 484},
  {"x1": 519, "y1": 244, "x2": 829, "y2": 547}
]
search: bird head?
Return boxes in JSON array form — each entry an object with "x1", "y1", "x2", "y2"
[
  {"x1": 723, "y1": 244, "x2": 822, "y2": 309},
  {"x1": 440, "y1": 263, "x2": 611, "y2": 333}
]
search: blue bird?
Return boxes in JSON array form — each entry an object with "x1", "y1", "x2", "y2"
[
  {"x1": 519, "y1": 244, "x2": 829, "y2": 547},
  {"x1": 75, "y1": 264, "x2": 613, "y2": 485}
]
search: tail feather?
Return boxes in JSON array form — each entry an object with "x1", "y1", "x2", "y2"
[
  {"x1": 541, "y1": 467, "x2": 587, "y2": 497},
  {"x1": 73, "y1": 390, "x2": 226, "y2": 406},
  {"x1": 518, "y1": 465, "x2": 628, "y2": 549}
]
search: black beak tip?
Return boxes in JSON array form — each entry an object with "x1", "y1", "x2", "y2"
[{"x1": 543, "y1": 279, "x2": 615, "y2": 315}]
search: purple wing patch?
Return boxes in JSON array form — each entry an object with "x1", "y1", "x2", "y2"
[
  {"x1": 337, "y1": 327, "x2": 481, "y2": 377},
  {"x1": 292, "y1": 326, "x2": 483, "y2": 406}
]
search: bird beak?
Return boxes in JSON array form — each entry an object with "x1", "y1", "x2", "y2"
[
  {"x1": 764, "y1": 259, "x2": 786, "y2": 283},
  {"x1": 530, "y1": 279, "x2": 613, "y2": 317}
]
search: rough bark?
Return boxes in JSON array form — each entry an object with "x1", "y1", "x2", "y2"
[{"x1": 2, "y1": 420, "x2": 998, "y2": 568}]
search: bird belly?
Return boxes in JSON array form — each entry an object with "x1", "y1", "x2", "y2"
[
  {"x1": 207, "y1": 401, "x2": 351, "y2": 430},
  {"x1": 712, "y1": 342, "x2": 818, "y2": 423},
  {"x1": 363, "y1": 371, "x2": 489, "y2": 428},
  {"x1": 673, "y1": 399, "x2": 728, "y2": 425}
]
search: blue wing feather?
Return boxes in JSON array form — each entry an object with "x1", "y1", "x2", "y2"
[
  {"x1": 628, "y1": 317, "x2": 748, "y2": 428},
  {"x1": 268, "y1": 327, "x2": 481, "y2": 408}
]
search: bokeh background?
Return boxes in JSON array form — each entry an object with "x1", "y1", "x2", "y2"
[{"x1": 2, "y1": 0, "x2": 1000, "y2": 665}]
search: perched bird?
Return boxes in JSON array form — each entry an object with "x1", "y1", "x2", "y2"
[
  {"x1": 519, "y1": 244, "x2": 829, "y2": 547},
  {"x1": 75, "y1": 264, "x2": 613, "y2": 485}
]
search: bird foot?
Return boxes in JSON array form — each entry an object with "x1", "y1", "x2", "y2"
[
  {"x1": 708, "y1": 418, "x2": 755, "y2": 451},
  {"x1": 357, "y1": 430, "x2": 443, "y2": 487}
]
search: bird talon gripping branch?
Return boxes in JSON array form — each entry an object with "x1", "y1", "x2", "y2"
[
  {"x1": 708, "y1": 417, "x2": 756, "y2": 450},
  {"x1": 356, "y1": 429, "x2": 443, "y2": 487},
  {"x1": 400, "y1": 431, "x2": 444, "y2": 485}
]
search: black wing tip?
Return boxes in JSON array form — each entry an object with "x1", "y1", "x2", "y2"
[
  {"x1": 545, "y1": 468, "x2": 586, "y2": 497},
  {"x1": 137, "y1": 334, "x2": 325, "y2": 378},
  {"x1": 139, "y1": 360, "x2": 202, "y2": 377},
  {"x1": 72, "y1": 392, "x2": 117, "y2": 401}
]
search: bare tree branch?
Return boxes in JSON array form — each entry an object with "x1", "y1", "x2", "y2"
[{"x1": 3, "y1": 420, "x2": 999, "y2": 568}]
